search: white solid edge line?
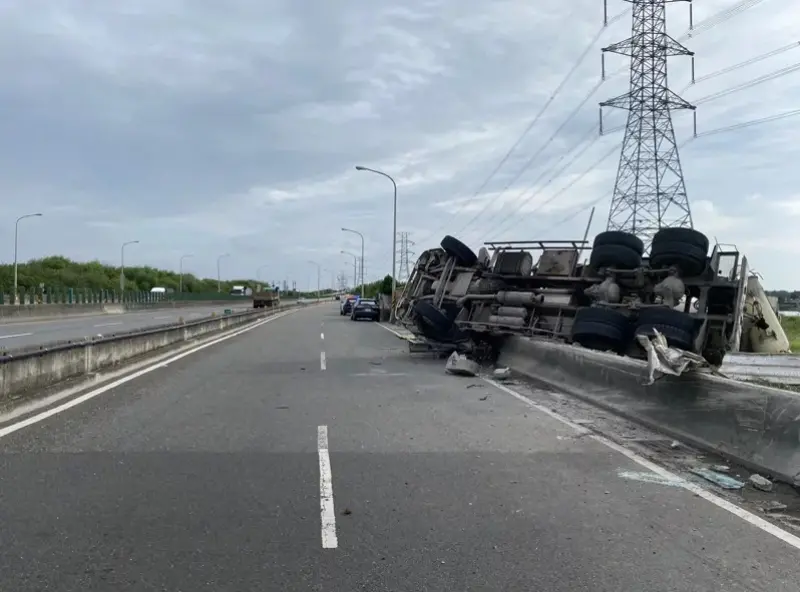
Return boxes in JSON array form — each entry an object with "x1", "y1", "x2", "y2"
[
  {"x1": 0, "y1": 309, "x2": 297, "y2": 440},
  {"x1": 0, "y1": 332, "x2": 34, "y2": 340},
  {"x1": 484, "y1": 377, "x2": 800, "y2": 551},
  {"x1": 318, "y1": 425, "x2": 338, "y2": 549},
  {"x1": 320, "y1": 351, "x2": 327, "y2": 370}
]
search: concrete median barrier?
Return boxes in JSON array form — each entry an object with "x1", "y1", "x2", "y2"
[
  {"x1": 0, "y1": 303, "x2": 302, "y2": 405},
  {"x1": 499, "y1": 336, "x2": 800, "y2": 486}
]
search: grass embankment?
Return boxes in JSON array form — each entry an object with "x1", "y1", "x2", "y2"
[{"x1": 781, "y1": 316, "x2": 800, "y2": 352}]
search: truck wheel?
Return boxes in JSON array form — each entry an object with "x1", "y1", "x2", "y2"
[
  {"x1": 414, "y1": 300, "x2": 453, "y2": 339},
  {"x1": 652, "y1": 228, "x2": 709, "y2": 254},
  {"x1": 649, "y1": 241, "x2": 707, "y2": 277},
  {"x1": 593, "y1": 231, "x2": 644, "y2": 255},
  {"x1": 571, "y1": 307, "x2": 630, "y2": 352},
  {"x1": 635, "y1": 307, "x2": 696, "y2": 333},
  {"x1": 589, "y1": 244, "x2": 642, "y2": 270},
  {"x1": 634, "y1": 307, "x2": 696, "y2": 351},
  {"x1": 440, "y1": 235, "x2": 478, "y2": 267}
]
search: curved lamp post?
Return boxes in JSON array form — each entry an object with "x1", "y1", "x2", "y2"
[{"x1": 355, "y1": 165, "x2": 397, "y2": 320}]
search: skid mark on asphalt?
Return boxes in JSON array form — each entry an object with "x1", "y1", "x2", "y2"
[
  {"x1": 486, "y1": 378, "x2": 800, "y2": 551},
  {"x1": 318, "y1": 425, "x2": 338, "y2": 549}
]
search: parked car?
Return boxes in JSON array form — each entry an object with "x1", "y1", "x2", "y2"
[
  {"x1": 341, "y1": 296, "x2": 359, "y2": 315},
  {"x1": 351, "y1": 298, "x2": 380, "y2": 321}
]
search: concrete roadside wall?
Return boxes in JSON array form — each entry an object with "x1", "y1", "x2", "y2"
[
  {"x1": 0, "y1": 298, "x2": 294, "y2": 322},
  {"x1": 499, "y1": 337, "x2": 800, "y2": 485},
  {"x1": 0, "y1": 304, "x2": 296, "y2": 404}
]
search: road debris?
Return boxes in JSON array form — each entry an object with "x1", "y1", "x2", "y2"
[
  {"x1": 748, "y1": 474, "x2": 773, "y2": 492},
  {"x1": 445, "y1": 352, "x2": 479, "y2": 377},
  {"x1": 492, "y1": 367, "x2": 512, "y2": 380},
  {"x1": 689, "y1": 467, "x2": 745, "y2": 490},
  {"x1": 759, "y1": 500, "x2": 788, "y2": 513}
]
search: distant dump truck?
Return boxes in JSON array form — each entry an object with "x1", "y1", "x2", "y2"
[{"x1": 252, "y1": 288, "x2": 280, "y2": 309}]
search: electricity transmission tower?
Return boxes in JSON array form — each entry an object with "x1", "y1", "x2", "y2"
[
  {"x1": 600, "y1": 0, "x2": 697, "y2": 247},
  {"x1": 396, "y1": 232, "x2": 415, "y2": 282}
]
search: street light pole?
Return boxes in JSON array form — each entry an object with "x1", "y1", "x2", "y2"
[
  {"x1": 13, "y1": 212, "x2": 43, "y2": 304},
  {"x1": 341, "y1": 227, "x2": 365, "y2": 297},
  {"x1": 308, "y1": 260, "x2": 321, "y2": 301},
  {"x1": 257, "y1": 264, "x2": 269, "y2": 283},
  {"x1": 217, "y1": 253, "x2": 230, "y2": 293},
  {"x1": 341, "y1": 250, "x2": 358, "y2": 292},
  {"x1": 120, "y1": 240, "x2": 139, "y2": 294},
  {"x1": 355, "y1": 165, "x2": 398, "y2": 320},
  {"x1": 179, "y1": 254, "x2": 193, "y2": 293}
]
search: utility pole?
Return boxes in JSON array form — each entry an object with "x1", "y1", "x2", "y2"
[
  {"x1": 599, "y1": 0, "x2": 696, "y2": 249},
  {"x1": 217, "y1": 253, "x2": 230, "y2": 293},
  {"x1": 13, "y1": 212, "x2": 42, "y2": 304},
  {"x1": 179, "y1": 254, "x2": 193, "y2": 293},
  {"x1": 120, "y1": 240, "x2": 139, "y2": 294}
]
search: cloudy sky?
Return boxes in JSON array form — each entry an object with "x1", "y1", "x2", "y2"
[{"x1": 1, "y1": 0, "x2": 798, "y2": 289}]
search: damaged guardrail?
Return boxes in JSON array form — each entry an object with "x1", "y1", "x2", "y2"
[
  {"x1": 0, "y1": 302, "x2": 302, "y2": 404},
  {"x1": 498, "y1": 336, "x2": 800, "y2": 487}
]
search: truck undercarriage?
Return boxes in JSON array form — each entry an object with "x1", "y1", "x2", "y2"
[{"x1": 393, "y1": 228, "x2": 787, "y2": 366}]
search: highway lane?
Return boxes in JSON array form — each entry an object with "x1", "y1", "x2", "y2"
[
  {"x1": 0, "y1": 304, "x2": 253, "y2": 350},
  {"x1": 0, "y1": 304, "x2": 799, "y2": 590}
]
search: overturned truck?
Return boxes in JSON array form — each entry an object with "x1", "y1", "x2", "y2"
[{"x1": 394, "y1": 228, "x2": 789, "y2": 363}]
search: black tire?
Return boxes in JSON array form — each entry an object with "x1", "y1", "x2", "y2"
[
  {"x1": 634, "y1": 323, "x2": 694, "y2": 351},
  {"x1": 589, "y1": 244, "x2": 642, "y2": 270},
  {"x1": 635, "y1": 307, "x2": 696, "y2": 333},
  {"x1": 649, "y1": 241, "x2": 706, "y2": 277},
  {"x1": 414, "y1": 300, "x2": 453, "y2": 336},
  {"x1": 593, "y1": 231, "x2": 644, "y2": 255},
  {"x1": 572, "y1": 307, "x2": 630, "y2": 351},
  {"x1": 441, "y1": 235, "x2": 478, "y2": 267},
  {"x1": 652, "y1": 228, "x2": 709, "y2": 254}
]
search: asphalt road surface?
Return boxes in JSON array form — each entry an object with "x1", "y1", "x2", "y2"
[
  {"x1": 0, "y1": 304, "x2": 253, "y2": 350},
  {"x1": 1, "y1": 304, "x2": 798, "y2": 590}
]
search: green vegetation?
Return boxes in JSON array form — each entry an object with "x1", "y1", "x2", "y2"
[
  {"x1": 0, "y1": 256, "x2": 310, "y2": 297},
  {"x1": 780, "y1": 316, "x2": 800, "y2": 352}
]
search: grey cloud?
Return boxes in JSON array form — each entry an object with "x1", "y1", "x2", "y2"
[{"x1": 0, "y1": 0, "x2": 798, "y2": 286}]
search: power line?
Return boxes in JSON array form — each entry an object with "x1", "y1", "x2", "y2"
[
  {"x1": 515, "y1": 105, "x2": 800, "y2": 239},
  {"x1": 393, "y1": 0, "x2": 773, "y2": 256},
  {"x1": 689, "y1": 41, "x2": 800, "y2": 87},
  {"x1": 476, "y1": 52, "x2": 800, "y2": 241},
  {"x1": 685, "y1": 0, "x2": 768, "y2": 38},
  {"x1": 467, "y1": 123, "x2": 604, "y2": 241},
  {"x1": 454, "y1": 0, "x2": 768, "y2": 241},
  {"x1": 414, "y1": 9, "x2": 630, "y2": 246},
  {"x1": 694, "y1": 61, "x2": 800, "y2": 105}
]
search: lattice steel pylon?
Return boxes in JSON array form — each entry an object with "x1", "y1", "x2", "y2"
[
  {"x1": 599, "y1": 0, "x2": 697, "y2": 248},
  {"x1": 397, "y1": 232, "x2": 415, "y2": 282}
]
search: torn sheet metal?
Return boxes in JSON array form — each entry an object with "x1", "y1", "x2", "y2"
[{"x1": 636, "y1": 329, "x2": 709, "y2": 385}]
